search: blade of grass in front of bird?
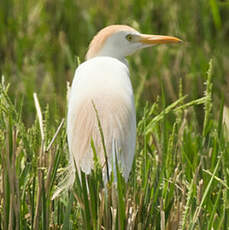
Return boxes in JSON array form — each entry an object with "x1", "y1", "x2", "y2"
[{"x1": 92, "y1": 100, "x2": 110, "y2": 183}]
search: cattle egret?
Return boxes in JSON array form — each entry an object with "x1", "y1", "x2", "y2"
[{"x1": 66, "y1": 25, "x2": 181, "y2": 187}]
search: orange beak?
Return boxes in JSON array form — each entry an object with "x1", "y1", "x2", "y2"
[{"x1": 139, "y1": 34, "x2": 182, "y2": 45}]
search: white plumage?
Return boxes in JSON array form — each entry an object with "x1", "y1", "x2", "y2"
[
  {"x1": 67, "y1": 56, "x2": 136, "y2": 181},
  {"x1": 60, "y1": 25, "x2": 181, "y2": 192}
]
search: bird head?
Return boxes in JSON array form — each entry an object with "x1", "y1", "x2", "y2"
[{"x1": 86, "y1": 25, "x2": 182, "y2": 61}]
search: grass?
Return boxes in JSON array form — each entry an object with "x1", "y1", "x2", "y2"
[
  {"x1": 0, "y1": 0, "x2": 229, "y2": 229},
  {"x1": 1, "y1": 60, "x2": 229, "y2": 229}
]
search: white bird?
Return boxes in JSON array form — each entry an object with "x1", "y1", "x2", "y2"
[{"x1": 66, "y1": 25, "x2": 181, "y2": 187}]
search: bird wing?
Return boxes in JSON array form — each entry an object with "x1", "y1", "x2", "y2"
[{"x1": 67, "y1": 57, "x2": 136, "y2": 181}]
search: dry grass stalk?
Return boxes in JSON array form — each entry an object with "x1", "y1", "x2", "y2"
[
  {"x1": 33, "y1": 93, "x2": 45, "y2": 230},
  {"x1": 1, "y1": 145, "x2": 7, "y2": 230},
  {"x1": 160, "y1": 199, "x2": 165, "y2": 230},
  {"x1": 4, "y1": 127, "x2": 20, "y2": 230}
]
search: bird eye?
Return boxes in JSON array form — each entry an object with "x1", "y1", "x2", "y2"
[{"x1": 126, "y1": 34, "x2": 133, "y2": 42}]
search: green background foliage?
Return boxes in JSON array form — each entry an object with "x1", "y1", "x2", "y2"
[
  {"x1": 0, "y1": 0, "x2": 229, "y2": 229},
  {"x1": 0, "y1": 0, "x2": 229, "y2": 124}
]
